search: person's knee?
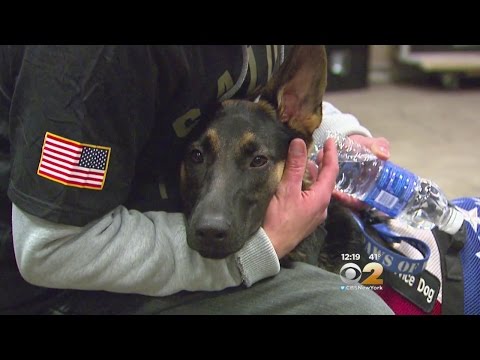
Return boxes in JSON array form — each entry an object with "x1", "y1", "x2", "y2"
[
  {"x1": 279, "y1": 263, "x2": 394, "y2": 315},
  {"x1": 335, "y1": 288, "x2": 393, "y2": 315}
]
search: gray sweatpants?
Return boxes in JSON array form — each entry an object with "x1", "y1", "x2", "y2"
[{"x1": 44, "y1": 262, "x2": 393, "y2": 315}]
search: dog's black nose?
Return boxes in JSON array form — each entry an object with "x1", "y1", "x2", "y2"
[{"x1": 195, "y1": 215, "x2": 230, "y2": 243}]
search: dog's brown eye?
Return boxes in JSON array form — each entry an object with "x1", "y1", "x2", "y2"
[
  {"x1": 250, "y1": 155, "x2": 268, "y2": 168},
  {"x1": 190, "y1": 149, "x2": 204, "y2": 164}
]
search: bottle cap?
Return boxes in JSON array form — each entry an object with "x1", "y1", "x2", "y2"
[{"x1": 439, "y1": 207, "x2": 464, "y2": 235}]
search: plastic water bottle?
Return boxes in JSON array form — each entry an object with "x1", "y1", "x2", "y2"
[{"x1": 311, "y1": 131, "x2": 464, "y2": 235}]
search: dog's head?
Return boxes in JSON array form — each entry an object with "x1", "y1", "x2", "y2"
[{"x1": 181, "y1": 45, "x2": 327, "y2": 259}]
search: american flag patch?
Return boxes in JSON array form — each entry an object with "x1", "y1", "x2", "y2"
[{"x1": 37, "y1": 132, "x2": 111, "y2": 190}]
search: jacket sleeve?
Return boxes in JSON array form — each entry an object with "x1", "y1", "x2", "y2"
[
  {"x1": 7, "y1": 45, "x2": 159, "y2": 226},
  {"x1": 317, "y1": 101, "x2": 373, "y2": 138},
  {"x1": 12, "y1": 203, "x2": 280, "y2": 296}
]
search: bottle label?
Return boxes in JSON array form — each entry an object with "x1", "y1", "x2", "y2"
[{"x1": 364, "y1": 161, "x2": 417, "y2": 217}]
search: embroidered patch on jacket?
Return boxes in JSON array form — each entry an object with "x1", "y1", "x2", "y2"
[{"x1": 37, "y1": 132, "x2": 111, "y2": 190}]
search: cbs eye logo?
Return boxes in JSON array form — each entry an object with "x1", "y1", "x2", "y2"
[{"x1": 339, "y1": 263, "x2": 384, "y2": 285}]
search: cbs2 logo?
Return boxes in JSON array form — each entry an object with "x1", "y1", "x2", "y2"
[{"x1": 340, "y1": 262, "x2": 384, "y2": 285}]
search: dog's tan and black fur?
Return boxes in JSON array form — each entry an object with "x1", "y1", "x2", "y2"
[{"x1": 180, "y1": 45, "x2": 364, "y2": 269}]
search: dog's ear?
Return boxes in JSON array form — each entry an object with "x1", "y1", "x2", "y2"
[{"x1": 260, "y1": 45, "x2": 327, "y2": 140}]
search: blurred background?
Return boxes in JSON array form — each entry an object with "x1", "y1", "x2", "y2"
[{"x1": 323, "y1": 45, "x2": 480, "y2": 199}]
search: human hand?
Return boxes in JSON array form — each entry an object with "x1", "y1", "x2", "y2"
[
  {"x1": 332, "y1": 135, "x2": 391, "y2": 210},
  {"x1": 263, "y1": 138, "x2": 339, "y2": 259}
]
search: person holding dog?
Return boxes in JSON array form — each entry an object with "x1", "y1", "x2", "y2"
[{"x1": 0, "y1": 45, "x2": 393, "y2": 315}]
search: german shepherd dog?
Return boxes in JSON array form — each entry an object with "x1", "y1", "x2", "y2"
[{"x1": 180, "y1": 46, "x2": 364, "y2": 270}]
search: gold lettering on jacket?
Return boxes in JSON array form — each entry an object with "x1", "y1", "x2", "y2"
[
  {"x1": 247, "y1": 46, "x2": 258, "y2": 95},
  {"x1": 273, "y1": 45, "x2": 278, "y2": 65},
  {"x1": 172, "y1": 108, "x2": 201, "y2": 138},
  {"x1": 159, "y1": 183, "x2": 168, "y2": 199},
  {"x1": 266, "y1": 45, "x2": 273, "y2": 80},
  {"x1": 217, "y1": 70, "x2": 234, "y2": 99},
  {"x1": 173, "y1": 45, "x2": 278, "y2": 139}
]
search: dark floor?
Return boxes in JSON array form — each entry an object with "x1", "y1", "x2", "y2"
[{"x1": 325, "y1": 83, "x2": 480, "y2": 199}]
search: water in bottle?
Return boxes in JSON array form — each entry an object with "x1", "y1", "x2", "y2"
[{"x1": 311, "y1": 131, "x2": 464, "y2": 235}]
